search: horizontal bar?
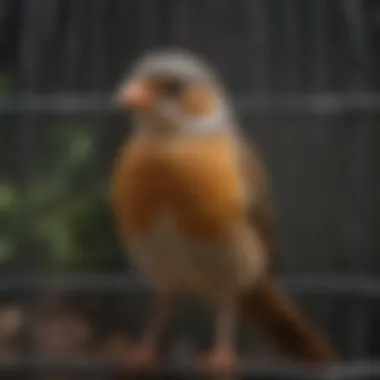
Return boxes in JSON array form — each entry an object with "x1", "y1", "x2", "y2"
[
  {"x1": 0, "y1": 93, "x2": 380, "y2": 115},
  {"x1": 0, "y1": 358, "x2": 378, "y2": 379},
  {"x1": 0, "y1": 273, "x2": 379, "y2": 297}
]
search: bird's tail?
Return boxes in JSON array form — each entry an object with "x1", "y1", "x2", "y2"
[{"x1": 238, "y1": 277, "x2": 338, "y2": 365}]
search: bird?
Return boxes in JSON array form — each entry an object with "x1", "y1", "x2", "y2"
[{"x1": 110, "y1": 49, "x2": 338, "y2": 374}]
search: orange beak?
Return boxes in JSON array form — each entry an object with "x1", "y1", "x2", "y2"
[{"x1": 116, "y1": 79, "x2": 155, "y2": 110}]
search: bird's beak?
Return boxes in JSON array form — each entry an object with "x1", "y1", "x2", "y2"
[{"x1": 116, "y1": 79, "x2": 155, "y2": 111}]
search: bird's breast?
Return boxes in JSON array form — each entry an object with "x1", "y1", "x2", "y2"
[
  {"x1": 110, "y1": 134, "x2": 264, "y2": 294},
  {"x1": 111, "y1": 134, "x2": 247, "y2": 243}
]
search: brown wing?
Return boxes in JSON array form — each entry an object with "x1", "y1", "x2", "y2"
[
  {"x1": 236, "y1": 135, "x2": 339, "y2": 364},
  {"x1": 239, "y1": 136, "x2": 277, "y2": 266}
]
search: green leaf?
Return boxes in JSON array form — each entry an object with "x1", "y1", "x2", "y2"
[
  {"x1": 0, "y1": 183, "x2": 20, "y2": 214},
  {"x1": 0, "y1": 72, "x2": 15, "y2": 94},
  {"x1": 0, "y1": 237, "x2": 14, "y2": 263}
]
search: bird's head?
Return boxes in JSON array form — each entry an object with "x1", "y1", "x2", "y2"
[{"x1": 115, "y1": 49, "x2": 233, "y2": 137}]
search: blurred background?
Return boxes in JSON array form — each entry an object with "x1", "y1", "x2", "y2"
[{"x1": 0, "y1": 0, "x2": 379, "y2": 379}]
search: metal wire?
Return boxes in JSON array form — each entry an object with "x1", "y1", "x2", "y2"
[
  {"x1": 0, "y1": 358, "x2": 379, "y2": 380},
  {"x1": 1, "y1": 93, "x2": 380, "y2": 115},
  {"x1": 0, "y1": 273, "x2": 378, "y2": 297}
]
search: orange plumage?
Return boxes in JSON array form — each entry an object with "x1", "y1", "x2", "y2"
[{"x1": 111, "y1": 133, "x2": 246, "y2": 241}]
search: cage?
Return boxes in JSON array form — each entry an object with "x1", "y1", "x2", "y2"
[{"x1": 0, "y1": 0, "x2": 379, "y2": 379}]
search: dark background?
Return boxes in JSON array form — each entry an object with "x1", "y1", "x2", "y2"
[{"x1": 0, "y1": 0, "x2": 379, "y2": 379}]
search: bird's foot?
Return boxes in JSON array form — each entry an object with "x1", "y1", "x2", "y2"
[
  {"x1": 123, "y1": 343, "x2": 158, "y2": 372},
  {"x1": 197, "y1": 345, "x2": 237, "y2": 375}
]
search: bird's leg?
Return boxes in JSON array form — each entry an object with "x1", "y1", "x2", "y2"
[
  {"x1": 125, "y1": 293, "x2": 179, "y2": 370},
  {"x1": 198, "y1": 299, "x2": 238, "y2": 374}
]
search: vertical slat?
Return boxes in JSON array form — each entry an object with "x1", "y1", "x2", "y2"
[
  {"x1": 309, "y1": 0, "x2": 334, "y2": 335},
  {"x1": 244, "y1": 0, "x2": 273, "y2": 179},
  {"x1": 210, "y1": 0, "x2": 230, "y2": 38},
  {"x1": 310, "y1": 1, "x2": 329, "y2": 91},
  {"x1": 89, "y1": 0, "x2": 108, "y2": 178},
  {"x1": 342, "y1": 0, "x2": 371, "y2": 69},
  {"x1": 310, "y1": 0, "x2": 331, "y2": 263},
  {"x1": 40, "y1": 0, "x2": 60, "y2": 41},
  {"x1": 341, "y1": 0, "x2": 373, "y2": 359},
  {"x1": 62, "y1": 0, "x2": 85, "y2": 91},
  {"x1": 18, "y1": 0, "x2": 44, "y2": 378},
  {"x1": 89, "y1": 0, "x2": 107, "y2": 92},
  {"x1": 40, "y1": 0, "x2": 60, "y2": 92},
  {"x1": 280, "y1": 0, "x2": 300, "y2": 92},
  {"x1": 138, "y1": 0, "x2": 158, "y2": 51},
  {"x1": 275, "y1": 0, "x2": 304, "y2": 274},
  {"x1": 346, "y1": 101, "x2": 373, "y2": 360},
  {"x1": 170, "y1": 0, "x2": 191, "y2": 47},
  {"x1": 246, "y1": 0, "x2": 271, "y2": 93},
  {"x1": 211, "y1": 0, "x2": 231, "y2": 73}
]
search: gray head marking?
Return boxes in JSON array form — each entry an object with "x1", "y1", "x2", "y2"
[{"x1": 132, "y1": 49, "x2": 220, "y2": 87}]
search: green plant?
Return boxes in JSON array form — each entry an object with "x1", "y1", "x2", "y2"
[{"x1": 1, "y1": 123, "x2": 123, "y2": 272}]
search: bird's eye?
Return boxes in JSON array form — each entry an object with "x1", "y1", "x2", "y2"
[{"x1": 160, "y1": 78, "x2": 184, "y2": 98}]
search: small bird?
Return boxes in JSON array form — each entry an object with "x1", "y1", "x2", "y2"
[{"x1": 110, "y1": 49, "x2": 338, "y2": 374}]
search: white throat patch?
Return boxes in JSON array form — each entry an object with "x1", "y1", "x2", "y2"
[
  {"x1": 135, "y1": 104, "x2": 232, "y2": 139},
  {"x1": 181, "y1": 108, "x2": 230, "y2": 137}
]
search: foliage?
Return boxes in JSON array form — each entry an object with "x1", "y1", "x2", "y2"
[
  {"x1": 0, "y1": 71, "x2": 15, "y2": 94},
  {"x1": 1, "y1": 123, "x2": 124, "y2": 272}
]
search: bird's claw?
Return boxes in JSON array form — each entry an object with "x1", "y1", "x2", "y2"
[
  {"x1": 198, "y1": 346, "x2": 237, "y2": 374},
  {"x1": 123, "y1": 343, "x2": 158, "y2": 372}
]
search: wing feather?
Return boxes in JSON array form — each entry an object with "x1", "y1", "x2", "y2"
[{"x1": 238, "y1": 135, "x2": 277, "y2": 266}]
